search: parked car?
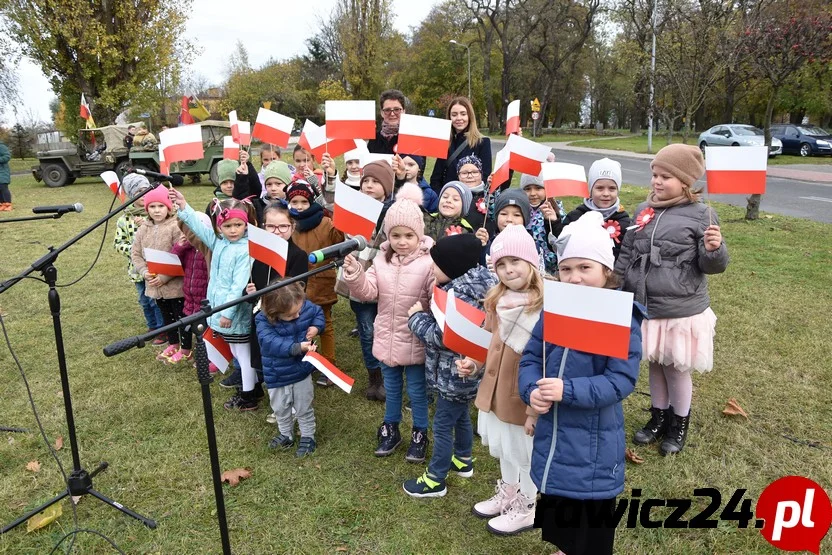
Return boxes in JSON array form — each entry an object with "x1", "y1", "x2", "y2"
[
  {"x1": 770, "y1": 124, "x2": 832, "y2": 157},
  {"x1": 698, "y1": 124, "x2": 782, "y2": 157}
]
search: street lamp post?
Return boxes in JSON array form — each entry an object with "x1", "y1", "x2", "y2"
[{"x1": 449, "y1": 39, "x2": 471, "y2": 100}]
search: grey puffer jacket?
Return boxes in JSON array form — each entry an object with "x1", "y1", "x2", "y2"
[
  {"x1": 615, "y1": 200, "x2": 729, "y2": 319},
  {"x1": 408, "y1": 265, "x2": 497, "y2": 403}
]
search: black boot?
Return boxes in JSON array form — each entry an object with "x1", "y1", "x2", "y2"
[
  {"x1": 375, "y1": 422, "x2": 401, "y2": 457},
  {"x1": 660, "y1": 411, "x2": 690, "y2": 456},
  {"x1": 365, "y1": 368, "x2": 379, "y2": 401},
  {"x1": 633, "y1": 406, "x2": 670, "y2": 445},
  {"x1": 405, "y1": 428, "x2": 429, "y2": 463},
  {"x1": 374, "y1": 370, "x2": 386, "y2": 402}
]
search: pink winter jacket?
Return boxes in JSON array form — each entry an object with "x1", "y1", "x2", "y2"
[{"x1": 344, "y1": 237, "x2": 436, "y2": 367}]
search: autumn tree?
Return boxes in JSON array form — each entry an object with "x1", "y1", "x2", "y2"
[
  {"x1": 9, "y1": 123, "x2": 31, "y2": 158},
  {"x1": 0, "y1": 35, "x2": 20, "y2": 116},
  {"x1": 2, "y1": 0, "x2": 193, "y2": 128},
  {"x1": 338, "y1": 0, "x2": 396, "y2": 98}
]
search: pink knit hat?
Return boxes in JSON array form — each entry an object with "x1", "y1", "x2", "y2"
[
  {"x1": 489, "y1": 224, "x2": 539, "y2": 269},
  {"x1": 143, "y1": 185, "x2": 172, "y2": 212},
  {"x1": 383, "y1": 198, "x2": 424, "y2": 240}
]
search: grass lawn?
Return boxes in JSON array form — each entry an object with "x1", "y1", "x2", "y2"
[
  {"x1": 486, "y1": 132, "x2": 629, "y2": 144},
  {"x1": 1, "y1": 174, "x2": 831, "y2": 554},
  {"x1": 567, "y1": 135, "x2": 690, "y2": 153},
  {"x1": 768, "y1": 154, "x2": 832, "y2": 166},
  {"x1": 6, "y1": 158, "x2": 38, "y2": 174}
]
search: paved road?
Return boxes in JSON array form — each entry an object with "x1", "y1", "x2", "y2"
[{"x1": 491, "y1": 140, "x2": 832, "y2": 223}]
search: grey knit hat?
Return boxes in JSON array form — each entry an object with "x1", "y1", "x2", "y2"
[
  {"x1": 122, "y1": 173, "x2": 150, "y2": 198},
  {"x1": 493, "y1": 189, "x2": 530, "y2": 226},
  {"x1": 438, "y1": 180, "x2": 473, "y2": 214},
  {"x1": 520, "y1": 172, "x2": 544, "y2": 190}
]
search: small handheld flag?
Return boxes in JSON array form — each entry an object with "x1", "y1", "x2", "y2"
[
  {"x1": 144, "y1": 248, "x2": 185, "y2": 277},
  {"x1": 303, "y1": 351, "x2": 355, "y2": 393},
  {"x1": 705, "y1": 146, "x2": 767, "y2": 195}
]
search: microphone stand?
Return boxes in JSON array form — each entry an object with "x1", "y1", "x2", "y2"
[
  {"x1": 0, "y1": 186, "x2": 166, "y2": 535},
  {"x1": 0, "y1": 213, "x2": 68, "y2": 224},
  {"x1": 102, "y1": 259, "x2": 345, "y2": 555}
]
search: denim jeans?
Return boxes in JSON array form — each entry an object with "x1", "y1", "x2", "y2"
[
  {"x1": 349, "y1": 300, "x2": 379, "y2": 370},
  {"x1": 134, "y1": 281, "x2": 164, "y2": 329},
  {"x1": 381, "y1": 364, "x2": 428, "y2": 430},
  {"x1": 427, "y1": 396, "x2": 473, "y2": 481}
]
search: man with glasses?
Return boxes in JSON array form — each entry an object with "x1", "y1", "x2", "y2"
[{"x1": 368, "y1": 89, "x2": 406, "y2": 155}]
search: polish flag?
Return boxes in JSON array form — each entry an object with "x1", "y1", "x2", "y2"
[
  {"x1": 541, "y1": 162, "x2": 588, "y2": 198},
  {"x1": 325, "y1": 100, "x2": 376, "y2": 140},
  {"x1": 397, "y1": 114, "x2": 452, "y2": 159},
  {"x1": 100, "y1": 171, "x2": 124, "y2": 201},
  {"x1": 203, "y1": 328, "x2": 233, "y2": 373},
  {"x1": 332, "y1": 181, "x2": 383, "y2": 239},
  {"x1": 359, "y1": 152, "x2": 394, "y2": 168},
  {"x1": 238, "y1": 121, "x2": 251, "y2": 147},
  {"x1": 158, "y1": 145, "x2": 169, "y2": 175},
  {"x1": 144, "y1": 248, "x2": 185, "y2": 277},
  {"x1": 252, "y1": 108, "x2": 294, "y2": 148},
  {"x1": 543, "y1": 280, "x2": 634, "y2": 359},
  {"x1": 298, "y1": 120, "x2": 355, "y2": 160},
  {"x1": 223, "y1": 136, "x2": 240, "y2": 160},
  {"x1": 160, "y1": 125, "x2": 203, "y2": 164},
  {"x1": 705, "y1": 146, "x2": 767, "y2": 195},
  {"x1": 443, "y1": 290, "x2": 492, "y2": 362},
  {"x1": 228, "y1": 110, "x2": 240, "y2": 143},
  {"x1": 431, "y1": 286, "x2": 487, "y2": 332},
  {"x1": 507, "y1": 133, "x2": 551, "y2": 176},
  {"x1": 303, "y1": 351, "x2": 355, "y2": 393},
  {"x1": 490, "y1": 146, "x2": 511, "y2": 193},
  {"x1": 247, "y1": 223, "x2": 288, "y2": 277},
  {"x1": 506, "y1": 100, "x2": 520, "y2": 135}
]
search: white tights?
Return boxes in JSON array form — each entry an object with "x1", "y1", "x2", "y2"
[
  {"x1": 500, "y1": 457, "x2": 537, "y2": 499},
  {"x1": 648, "y1": 362, "x2": 693, "y2": 416},
  {"x1": 229, "y1": 343, "x2": 255, "y2": 392}
]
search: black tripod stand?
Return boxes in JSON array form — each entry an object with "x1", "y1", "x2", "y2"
[{"x1": 0, "y1": 194, "x2": 160, "y2": 535}]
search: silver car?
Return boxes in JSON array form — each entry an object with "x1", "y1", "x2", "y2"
[{"x1": 698, "y1": 124, "x2": 782, "y2": 157}]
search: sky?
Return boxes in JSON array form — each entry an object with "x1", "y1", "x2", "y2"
[{"x1": 4, "y1": 0, "x2": 440, "y2": 126}]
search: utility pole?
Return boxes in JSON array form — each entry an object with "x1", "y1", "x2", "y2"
[{"x1": 647, "y1": 0, "x2": 657, "y2": 154}]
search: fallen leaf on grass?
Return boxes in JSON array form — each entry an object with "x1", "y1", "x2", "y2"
[
  {"x1": 625, "y1": 448, "x2": 644, "y2": 464},
  {"x1": 336, "y1": 547, "x2": 348, "y2": 552},
  {"x1": 722, "y1": 398, "x2": 748, "y2": 418},
  {"x1": 221, "y1": 468, "x2": 252, "y2": 487},
  {"x1": 54, "y1": 436, "x2": 63, "y2": 451},
  {"x1": 26, "y1": 460, "x2": 41, "y2": 473},
  {"x1": 26, "y1": 503, "x2": 62, "y2": 532}
]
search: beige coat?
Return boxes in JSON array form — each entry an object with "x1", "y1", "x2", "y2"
[{"x1": 131, "y1": 216, "x2": 185, "y2": 299}]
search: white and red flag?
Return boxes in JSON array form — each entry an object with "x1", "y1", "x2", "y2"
[
  {"x1": 431, "y1": 286, "x2": 487, "y2": 332},
  {"x1": 203, "y1": 328, "x2": 233, "y2": 373},
  {"x1": 359, "y1": 152, "x2": 394, "y2": 168},
  {"x1": 247, "y1": 223, "x2": 288, "y2": 277},
  {"x1": 160, "y1": 125, "x2": 203, "y2": 164},
  {"x1": 543, "y1": 280, "x2": 633, "y2": 359},
  {"x1": 332, "y1": 181, "x2": 383, "y2": 239},
  {"x1": 79, "y1": 93, "x2": 91, "y2": 121},
  {"x1": 397, "y1": 114, "x2": 452, "y2": 159},
  {"x1": 505, "y1": 100, "x2": 520, "y2": 136},
  {"x1": 443, "y1": 290, "x2": 491, "y2": 362},
  {"x1": 325, "y1": 100, "x2": 376, "y2": 140},
  {"x1": 490, "y1": 145, "x2": 511, "y2": 193},
  {"x1": 705, "y1": 146, "x2": 767, "y2": 195},
  {"x1": 506, "y1": 133, "x2": 551, "y2": 176},
  {"x1": 100, "y1": 171, "x2": 124, "y2": 201},
  {"x1": 252, "y1": 108, "x2": 294, "y2": 148},
  {"x1": 228, "y1": 110, "x2": 240, "y2": 143},
  {"x1": 144, "y1": 248, "x2": 185, "y2": 277},
  {"x1": 298, "y1": 120, "x2": 355, "y2": 160},
  {"x1": 223, "y1": 136, "x2": 240, "y2": 160},
  {"x1": 158, "y1": 145, "x2": 169, "y2": 175},
  {"x1": 303, "y1": 351, "x2": 355, "y2": 393},
  {"x1": 237, "y1": 121, "x2": 251, "y2": 147},
  {"x1": 541, "y1": 162, "x2": 588, "y2": 198}
]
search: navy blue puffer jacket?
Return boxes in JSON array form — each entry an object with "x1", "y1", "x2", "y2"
[{"x1": 256, "y1": 300, "x2": 326, "y2": 389}]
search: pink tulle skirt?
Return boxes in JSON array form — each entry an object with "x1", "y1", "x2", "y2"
[{"x1": 641, "y1": 307, "x2": 717, "y2": 373}]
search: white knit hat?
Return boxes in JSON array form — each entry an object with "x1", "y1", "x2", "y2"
[
  {"x1": 555, "y1": 211, "x2": 615, "y2": 270},
  {"x1": 587, "y1": 158, "x2": 622, "y2": 194}
]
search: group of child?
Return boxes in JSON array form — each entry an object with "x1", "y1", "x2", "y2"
[{"x1": 113, "y1": 140, "x2": 727, "y2": 554}]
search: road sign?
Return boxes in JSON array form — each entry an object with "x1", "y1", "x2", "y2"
[
  {"x1": 531, "y1": 98, "x2": 541, "y2": 112},
  {"x1": 532, "y1": 112, "x2": 540, "y2": 120},
  {"x1": 428, "y1": 109, "x2": 435, "y2": 117}
]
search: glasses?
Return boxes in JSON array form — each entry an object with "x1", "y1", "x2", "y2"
[
  {"x1": 381, "y1": 108, "x2": 403, "y2": 115},
  {"x1": 265, "y1": 223, "x2": 293, "y2": 234},
  {"x1": 459, "y1": 170, "x2": 481, "y2": 178}
]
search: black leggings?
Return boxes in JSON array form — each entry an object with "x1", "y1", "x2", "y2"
[
  {"x1": 156, "y1": 297, "x2": 192, "y2": 349},
  {"x1": 0, "y1": 182, "x2": 10, "y2": 203}
]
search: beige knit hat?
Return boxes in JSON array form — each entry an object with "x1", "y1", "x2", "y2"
[{"x1": 651, "y1": 144, "x2": 705, "y2": 187}]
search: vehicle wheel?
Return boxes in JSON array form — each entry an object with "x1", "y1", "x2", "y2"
[
  {"x1": 731, "y1": 142, "x2": 740, "y2": 146},
  {"x1": 699, "y1": 141, "x2": 707, "y2": 155},
  {"x1": 115, "y1": 159, "x2": 132, "y2": 178},
  {"x1": 65, "y1": 177, "x2": 77, "y2": 185},
  {"x1": 42, "y1": 163, "x2": 70, "y2": 188},
  {"x1": 209, "y1": 161, "x2": 220, "y2": 188},
  {"x1": 800, "y1": 143, "x2": 811, "y2": 157}
]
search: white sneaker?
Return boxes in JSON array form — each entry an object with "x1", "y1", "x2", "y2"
[
  {"x1": 486, "y1": 493, "x2": 536, "y2": 536},
  {"x1": 266, "y1": 412, "x2": 277, "y2": 424},
  {"x1": 473, "y1": 480, "x2": 519, "y2": 518}
]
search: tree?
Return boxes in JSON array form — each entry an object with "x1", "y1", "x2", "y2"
[
  {"x1": 9, "y1": 123, "x2": 31, "y2": 159},
  {"x1": 338, "y1": 0, "x2": 396, "y2": 98},
  {"x1": 225, "y1": 41, "x2": 252, "y2": 78},
  {"x1": 2, "y1": 0, "x2": 193, "y2": 127},
  {"x1": 740, "y1": 0, "x2": 832, "y2": 219},
  {"x1": 0, "y1": 35, "x2": 20, "y2": 116}
]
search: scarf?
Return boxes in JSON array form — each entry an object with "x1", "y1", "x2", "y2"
[
  {"x1": 468, "y1": 183, "x2": 485, "y2": 195},
  {"x1": 583, "y1": 198, "x2": 621, "y2": 220},
  {"x1": 495, "y1": 290, "x2": 541, "y2": 354},
  {"x1": 291, "y1": 202, "x2": 324, "y2": 232},
  {"x1": 380, "y1": 121, "x2": 399, "y2": 140},
  {"x1": 646, "y1": 192, "x2": 691, "y2": 208}
]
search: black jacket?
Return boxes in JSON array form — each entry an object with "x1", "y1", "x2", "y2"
[
  {"x1": 429, "y1": 133, "x2": 493, "y2": 193},
  {"x1": 232, "y1": 161, "x2": 262, "y2": 207},
  {"x1": 367, "y1": 129, "x2": 398, "y2": 155}
]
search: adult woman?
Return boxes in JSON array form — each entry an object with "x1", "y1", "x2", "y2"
[
  {"x1": 368, "y1": 89, "x2": 406, "y2": 155},
  {"x1": 429, "y1": 97, "x2": 492, "y2": 194}
]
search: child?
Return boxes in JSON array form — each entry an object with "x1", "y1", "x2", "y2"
[
  {"x1": 456, "y1": 154, "x2": 492, "y2": 231},
  {"x1": 336, "y1": 145, "x2": 364, "y2": 190},
  {"x1": 334, "y1": 160, "x2": 395, "y2": 401},
  {"x1": 257, "y1": 281, "x2": 325, "y2": 457},
  {"x1": 170, "y1": 216, "x2": 210, "y2": 363},
  {"x1": 616, "y1": 144, "x2": 728, "y2": 455},
  {"x1": 393, "y1": 153, "x2": 439, "y2": 213},
  {"x1": 255, "y1": 161, "x2": 293, "y2": 224},
  {"x1": 213, "y1": 159, "x2": 239, "y2": 201},
  {"x1": 520, "y1": 174, "x2": 558, "y2": 275},
  {"x1": 287, "y1": 180, "x2": 345, "y2": 380},
  {"x1": 455, "y1": 224, "x2": 542, "y2": 535},
  {"x1": 553, "y1": 158, "x2": 632, "y2": 260},
  {"x1": 519, "y1": 211, "x2": 645, "y2": 555},
  {"x1": 257, "y1": 144, "x2": 280, "y2": 186},
  {"x1": 172, "y1": 190, "x2": 261, "y2": 410},
  {"x1": 113, "y1": 174, "x2": 165, "y2": 344},
  {"x1": 403, "y1": 234, "x2": 498, "y2": 497},
  {"x1": 292, "y1": 145, "x2": 325, "y2": 197},
  {"x1": 233, "y1": 150, "x2": 262, "y2": 200},
  {"x1": 342, "y1": 198, "x2": 435, "y2": 461},
  {"x1": 130, "y1": 186, "x2": 189, "y2": 362},
  {"x1": 423, "y1": 181, "x2": 474, "y2": 241},
  {"x1": 476, "y1": 189, "x2": 530, "y2": 267}
]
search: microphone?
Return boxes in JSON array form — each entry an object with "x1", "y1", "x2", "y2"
[
  {"x1": 32, "y1": 203, "x2": 84, "y2": 215},
  {"x1": 129, "y1": 167, "x2": 185, "y2": 187},
  {"x1": 308, "y1": 236, "x2": 368, "y2": 264}
]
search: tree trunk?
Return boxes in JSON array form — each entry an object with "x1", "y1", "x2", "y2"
[
  {"x1": 789, "y1": 110, "x2": 805, "y2": 125},
  {"x1": 722, "y1": 68, "x2": 736, "y2": 123},
  {"x1": 746, "y1": 90, "x2": 778, "y2": 220},
  {"x1": 480, "y1": 29, "x2": 497, "y2": 130}
]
